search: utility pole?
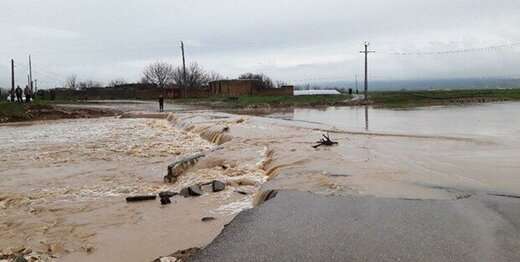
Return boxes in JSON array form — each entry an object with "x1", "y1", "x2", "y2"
[
  {"x1": 11, "y1": 59, "x2": 15, "y2": 102},
  {"x1": 359, "y1": 42, "x2": 375, "y2": 101},
  {"x1": 355, "y1": 74, "x2": 359, "y2": 94},
  {"x1": 180, "y1": 41, "x2": 187, "y2": 98},
  {"x1": 29, "y1": 55, "x2": 33, "y2": 92}
]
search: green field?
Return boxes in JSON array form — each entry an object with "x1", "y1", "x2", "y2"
[
  {"x1": 174, "y1": 94, "x2": 353, "y2": 108},
  {"x1": 175, "y1": 88, "x2": 520, "y2": 109},
  {"x1": 369, "y1": 88, "x2": 520, "y2": 108}
]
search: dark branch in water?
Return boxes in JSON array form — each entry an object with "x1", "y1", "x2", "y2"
[{"x1": 313, "y1": 133, "x2": 339, "y2": 148}]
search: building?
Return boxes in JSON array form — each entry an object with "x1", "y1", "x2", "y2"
[{"x1": 209, "y1": 80, "x2": 293, "y2": 97}]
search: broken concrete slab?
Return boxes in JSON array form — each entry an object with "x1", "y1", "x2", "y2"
[
  {"x1": 125, "y1": 195, "x2": 157, "y2": 202},
  {"x1": 180, "y1": 185, "x2": 204, "y2": 197},
  {"x1": 159, "y1": 191, "x2": 178, "y2": 198},
  {"x1": 201, "y1": 217, "x2": 216, "y2": 222},
  {"x1": 211, "y1": 180, "x2": 226, "y2": 192},
  {"x1": 160, "y1": 197, "x2": 172, "y2": 205},
  {"x1": 164, "y1": 153, "x2": 206, "y2": 184}
]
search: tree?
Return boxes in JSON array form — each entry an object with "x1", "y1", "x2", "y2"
[
  {"x1": 65, "y1": 75, "x2": 78, "y2": 90},
  {"x1": 172, "y1": 62, "x2": 221, "y2": 88},
  {"x1": 207, "y1": 71, "x2": 223, "y2": 83},
  {"x1": 78, "y1": 80, "x2": 102, "y2": 89},
  {"x1": 275, "y1": 81, "x2": 289, "y2": 88},
  {"x1": 238, "y1": 73, "x2": 274, "y2": 88},
  {"x1": 108, "y1": 79, "x2": 127, "y2": 87},
  {"x1": 142, "y1": 62, "x2": 175, "y2": 88}
]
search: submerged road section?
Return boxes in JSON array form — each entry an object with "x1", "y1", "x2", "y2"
[{"x1": 190, "y1": 191, "x2": 520, "y2": 262}]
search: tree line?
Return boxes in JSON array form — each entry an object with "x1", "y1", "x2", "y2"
[{"x1": 62, "y1": 61, "x2": 282, "y2": 90}]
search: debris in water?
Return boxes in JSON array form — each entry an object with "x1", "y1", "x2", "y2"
[
  {"x1": 235, "y1": 190, "x2": 248, "y2": 195},
  {"x1": 180, "y1": 185, "x2": 204, "y2": 197},
  {"x1": 160, "y1": 197, "x2": 172, "y2": 205},
  {"x1": 313, "y1": 133, "x2": 339, "y2": 148},
  {"x1": 211, "y1": 180, "x2": 226, "y2": 192},
  {"x1": 201, "y1": 217, "x2": 216, "y2": 222},
  {"x1": 159, "y1": 191, "x2": 178, "y2": 198},
  {"x1": 13, "y1": 255, "x2": 27, "y2": 262},
  {"x1": 126, "y1": 195, "x2": 157, "y2": 202}
]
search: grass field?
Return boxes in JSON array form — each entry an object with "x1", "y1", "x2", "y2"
[
  {"x1": 369, "y1": 88, "x2": 520, "y2": 108},
  {"x1": 174, "y1": 94, "x2": 353, "y2": 108},
  {"x1": 175, "y1": 88, "x2": 520, "y2": 109}
]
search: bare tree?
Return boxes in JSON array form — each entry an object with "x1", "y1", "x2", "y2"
[
  {"x1": 238, "y1": 73, "x2": 274, "y2": 88},
  {"x1": 78, "y1": 80, "x2": 102, "y2": 89},
  {"x1": 208, "y1": 71, "x2": 223, "y2": 82},
  {"x1": 108, "y1": 78, "x2": 127, "y2": 87},
  {"x1": 275, "y1": 81, "x2": 289, "y2": 88},
  {"x1": 172, "y1": 62, "x2": 219, "y2": 88},
  {"x1": 142, "y1": 62, "x2": 175, "y2": 88},
  {"x1": 65, "y1": 75, "x2": 78, "y2": 90}
]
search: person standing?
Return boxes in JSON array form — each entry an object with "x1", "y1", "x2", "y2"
[
  {"x1": 158, "y1": 95, "x2": 164, "y2": 112},
  {"x1": 15, "y1": 86, "x2": 23, "y2": 103},
  {"x1": 24, "y1": 85, "x2": 31, "y2": 103}
]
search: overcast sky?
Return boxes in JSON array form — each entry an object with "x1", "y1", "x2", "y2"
[{"x1": 1, "y1": 0, "x2": 520, "y2": 88}]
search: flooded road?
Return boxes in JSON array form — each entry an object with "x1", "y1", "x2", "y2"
[
  {"x1": 261, "y1": 102, "x2": 520, "y2": 199},
  {"x1": 0, "y1": 115, "x2": 268, "y2": 261},
  {"x1": 2, "y1": 101, "x2": 520, "y2": 261},
  {"x1": 272, "y1": 102, "x2": 520, "y2": 139}
]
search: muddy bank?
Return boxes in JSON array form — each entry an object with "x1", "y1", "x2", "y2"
[{"x1": 0, "y1": 103, "x2": 119, "y2": 123}]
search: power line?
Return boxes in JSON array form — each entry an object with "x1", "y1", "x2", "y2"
[{"x1": 383, "y1": 42, "x2": 520, "y2": 56}]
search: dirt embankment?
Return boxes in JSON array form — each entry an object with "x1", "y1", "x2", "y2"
[{"x1": 0, "y1": 103, "x2": 120, "y2": 123}]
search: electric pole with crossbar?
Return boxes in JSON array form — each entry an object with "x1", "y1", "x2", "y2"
[{"x1": 360, "y1": 42, "x2": 375, "y2": 101}]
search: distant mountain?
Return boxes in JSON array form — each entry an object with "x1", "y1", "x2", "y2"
[{"x1": 295, "y1": 78, "x2": 520, "y2": 91}]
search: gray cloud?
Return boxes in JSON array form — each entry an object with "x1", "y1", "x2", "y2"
[{"x1": 1, "y1": 0, "x2": 519, "y2": 88}]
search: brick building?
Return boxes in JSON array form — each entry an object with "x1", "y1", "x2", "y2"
[{"x1": 209, "y1": 80, "x2": 293, "y2": 97}]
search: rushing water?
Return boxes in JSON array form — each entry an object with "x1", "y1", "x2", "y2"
[{"x1": 270, "y1": 102, "x2": 520, "y2": 139}]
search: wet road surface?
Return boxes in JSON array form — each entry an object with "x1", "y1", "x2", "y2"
[{"x1": 191, "y1": 191, "x2": 520, "y2": 262}]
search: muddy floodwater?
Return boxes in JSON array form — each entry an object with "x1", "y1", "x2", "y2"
[
  {"x1": 1, "y1": 101, "x2": 520, "y2": 261},
  {"x1": 270, "y1": 102, "x2": 520, "y2": 138},
  {"x1": 263, "y1": 102, "x2": 520, "y2": 198}
]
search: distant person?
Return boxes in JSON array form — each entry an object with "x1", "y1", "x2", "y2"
[
  {"x1": 24, "y1": 85, "x2": 31, "y2": 103},
  {"x1": 50, "y1": 89, "x2": 56, "y2": 101},
  {"x1": 15, "y1": 86, "x2": 23, "y2": 103},
  {"x1": 158, "y1": 95, "x2": 164, "y2": 112}
]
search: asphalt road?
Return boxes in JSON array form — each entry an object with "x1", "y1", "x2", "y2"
[{"x1": 190, "y1": 191, "x2": 520, "y2": 262}]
